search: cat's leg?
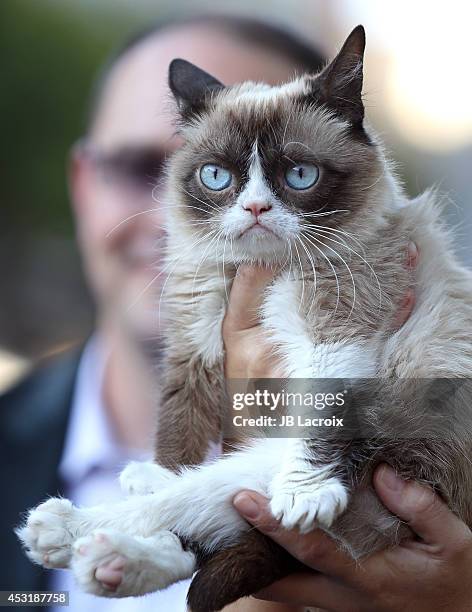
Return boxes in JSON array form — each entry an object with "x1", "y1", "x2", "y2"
[
  {"x1": 71, "y1": 529, "x2": 195, "y2": 597},
  {"x1": 269, "y1": 438, "x2": 348, "y2": 534},
  {"x1": 156, "y1": 353, "x2": 225, "y2": 470},
  {"x1": 16, "y1": 498, "x2": 76, "y2": 568},
  {"x1": 261, "y1": 275, "x2": 378, "y2": 532},
  {"x1": 156, "y1": 269, "x2": 228, "y2": 470},
  {"x1": 17, "y1": 438, "x2": 282, "y2": 569},
  {"x1": 119, "y1": 461, "x2": 178, "y2": 496}
]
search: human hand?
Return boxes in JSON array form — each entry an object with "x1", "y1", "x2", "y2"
[{"x1": 233, "y1": 464, "x2": 472, "y2": 612}]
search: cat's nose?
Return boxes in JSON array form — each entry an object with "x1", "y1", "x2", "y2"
[{"x1": 243, "y1": 202, "x2": 272, "y2": 217}]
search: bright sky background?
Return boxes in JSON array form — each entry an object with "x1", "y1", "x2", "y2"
[{"x1": 339, "y1": 0, "x2": 472, "y2": 152}]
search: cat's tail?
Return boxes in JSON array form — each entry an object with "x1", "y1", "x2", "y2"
[{"x1": 187, "y1": 529, "x2": 302, "y2": 612}]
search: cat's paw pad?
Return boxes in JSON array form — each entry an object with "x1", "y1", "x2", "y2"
[
  {"x1": 270, "y1": 476, "x2": 348, "y2": 533},
  {"x1": 72, "y1": 529, "x2": 193, "y2": 597},
  {"x1": 119, "y1": 461, "x2": 176, "y2": 496},
  {"x1": 16, "y1": 498, "x2": 75, "y2": 568}
]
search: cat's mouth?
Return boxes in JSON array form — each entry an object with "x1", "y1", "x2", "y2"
[{"x1": 238, "y1": 222, "x2": 276, "y2": 239}]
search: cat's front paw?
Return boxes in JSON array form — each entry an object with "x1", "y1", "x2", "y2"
[
  {"x1": 269, "y1": 474, "x2": 348, "y2": 534},
  {"x1": 71, "y1": 529, "x2": 194, "y2": 597},
  {"x1": 119, "y1": 461, "x2": 176, "y2": 496},
  {"x1": 16, "y1": 498, "x2": 76, "y2": 568}
]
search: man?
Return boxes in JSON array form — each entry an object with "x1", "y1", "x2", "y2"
[{"x1": 0, "y1": 14, "x2": 325, "y2": 612}]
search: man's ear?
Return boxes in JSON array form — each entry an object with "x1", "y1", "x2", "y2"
[
  {"x1": 312, "y1": 25, "x2": 366, "y2": 126},
  {"x1": 168, "y1": 58, "x2": 225, "y2": 119}
]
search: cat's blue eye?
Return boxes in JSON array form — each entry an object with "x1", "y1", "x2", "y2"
[
  {"x1": 284, "y1": 164, "x2": 319, "y2": 190},
  {"x1": 199, "y1": 164, "x2": 232, "y2": 191}
]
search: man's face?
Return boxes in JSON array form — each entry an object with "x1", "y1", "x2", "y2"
[{"x1": 70, "y1": 25, "x2": 300, "y2": 338}]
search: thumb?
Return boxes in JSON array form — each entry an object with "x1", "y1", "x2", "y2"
[
  {"x1": 233, "y1": 490, "x2": 354, "y2": 577},
  {"x1": 223, "y1": 265, "x2": 276, "y2": 332},
  {"x1": 373, "y1": 463, "x2": 470, "y2": 548}
]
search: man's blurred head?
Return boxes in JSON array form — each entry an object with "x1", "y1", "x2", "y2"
[{"x1": 69, "y1": 15, "x2": 324, "y2": 339}]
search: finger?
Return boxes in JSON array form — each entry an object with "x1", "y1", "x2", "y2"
[
  {"x1": 223, "y1": 265, "x2": 276, "y2": 331},
  {"x1": 254, "y1": 571, "x2": 360, "y2": 611},
  {"x1": 233, "y1": 491, "x2": 355, "y2": 578},
  {"x1": 373, "y1": 464, "x2": 471, "y2": 548}
]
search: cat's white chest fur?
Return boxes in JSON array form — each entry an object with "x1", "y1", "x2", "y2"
[
  {"x1": 187, "y1": 266, "x2": 377, "y2": 378},
  {"x1": 261, "y1": 271, "x2": 378, "y2": 378}
]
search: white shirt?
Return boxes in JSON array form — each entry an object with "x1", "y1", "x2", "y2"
[{"x1": 50, "y1": 337, "x2": 190, "y2": 612}]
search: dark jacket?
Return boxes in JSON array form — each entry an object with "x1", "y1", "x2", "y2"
[{"x1": 0, "y1": 349, "x2": 80, "y2": 605}]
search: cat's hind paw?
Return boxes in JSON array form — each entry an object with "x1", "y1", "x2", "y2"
[
  {"x1": 119, "y1": 461, "x2": 176, "y2": 496},
  {"x1": 16, "y1": 498, "x2": 76, "y2": 568},
  {"x1": 71, "y1": 529, "x2": 195, "y2": 597},
  {"x1": 269, "y1": 476, "x2": 348, "y2": 534}
]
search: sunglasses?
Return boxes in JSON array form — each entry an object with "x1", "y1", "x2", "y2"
[{"x1": 81, "y1": 143, "x2": 169, "y2": 191}]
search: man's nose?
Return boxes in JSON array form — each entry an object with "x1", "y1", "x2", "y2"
[{"x1": 243, "y1": 202, "x2": 272, "y2": 217}]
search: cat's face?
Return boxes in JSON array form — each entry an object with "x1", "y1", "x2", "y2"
[{"x1": 166, "y1": 26, "x2": 383, "y2": 265}]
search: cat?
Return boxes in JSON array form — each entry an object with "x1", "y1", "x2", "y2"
[{"x1": 17, "y1": 25, "x2": 472, "y2": 612}]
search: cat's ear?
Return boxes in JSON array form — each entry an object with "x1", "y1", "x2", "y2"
[
  {"x1": 312, "y1": 25, "x2": 366, "y2": 126},
  {"x1": 168, "y1": 59, "x2": 225, "y2": 119}
]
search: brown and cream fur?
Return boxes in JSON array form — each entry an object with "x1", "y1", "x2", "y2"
[{"x1": 155, "y1": 25, "x2": 472, "y2": 608}]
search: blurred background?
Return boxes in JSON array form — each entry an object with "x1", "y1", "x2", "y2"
[{"x1": 2, "y1": 0, "x2": 471, "y2": 390}]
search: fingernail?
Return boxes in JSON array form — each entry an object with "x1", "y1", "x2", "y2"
[
  {"x1": 233, "y1": 493, "x2": 260, "y2": 520},
  {"x1": 379, "y1": 465, "x2": 405, "y2": 492}
]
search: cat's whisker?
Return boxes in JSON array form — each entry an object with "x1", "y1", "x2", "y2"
[
  {"x1": 105, "y1": 209, "x2": 165, "y2": 238},
  {"x1": 301, "y1": 225, "x2": 356, "y2": 260},
  {"x1": 190, "y1": 230, "x2": 221, "y2": 307},
  {"x1": 359, "y1": 167, "x2": 386, "y2": 192},
  {"x1": 229, "y1": 233, "x2": 237, "y2": 267},
  {"x1": 299, "y1": 209, "x2": 349, "y2": 218},
  {"x1": 281, "y1": 106, "x2": 294, "y2": 149},
  {"x1": 193, "y1": 231, "x2": 227, "y2": 307},
  {"x1": 292, "y1": 239, "x2": 305, "y2": 313},
  {"x1": 283, "y1": 238, "x2": 294, "y2": 284},
  {"x1": 304, "y1": 228, "x2": 382, "y2": 311},
  {"x1": 151, "y1": 193, "x2": 219, "y2": 218},
  {"x1": 124, "y1": 242, "x2": 199, "y2": 313},
  {"x1": 156, "y1": 231, "x2": 218, "y2": 326},
  {"x1": 301, "y1": 232, "x2": 341, "y2": 317},
  {"x1": 299, "y1": 199, "x2": 330, "y2": 215},
  {"x1": 303, "y1": 232, "x2": 357, "y2": 320},
  {"x1": 181, "y1": 187, "x2": 221, "y2": 215},
  {"x1": 279, "y1": 240, "x2": 292, "y2": 270},
  {"x1": 303, "y1": 223, "x2": 367, "y2": 256},
  {"x1": 221, "y1": 232, "x2": 231, "y2": 305},
  {"x1": 213, "y1": 231, "x2": 226, "y2": 301},
  {"x1": 288, "y1": 241, "x2": 294, "y2": 281},
  {"x1": 297, "y1": 236, "x2": 318, "y2": 317},
  {"x1": 283, "y1": 140, "x2": 315, "y2": 155},
  {"x1": 266, "y1": 116, "x2": 279, "y2": 147},
  {"x1": 106, "y1": 213, "x2": 211, "y2": 240}
]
